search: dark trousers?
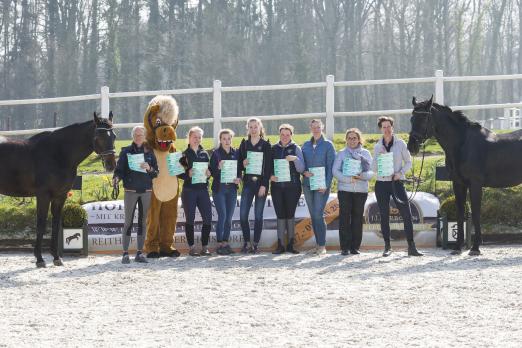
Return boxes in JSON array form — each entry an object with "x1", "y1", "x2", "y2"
[
  {"x1": 240, "y1": 180, "x2": 267, "y2": 244},
  {"x1": 271, "y1": 184, "x2": 302, "y2": 219},
  {"x1": 338, "y1": 191, "x2": 368, "y2": 251},
  {"x1": 182, "y1": 187, "x2": 212, "y2": 246},
  {"x1": 375, "y1": 181, "x2": 414, "y2": 242}
]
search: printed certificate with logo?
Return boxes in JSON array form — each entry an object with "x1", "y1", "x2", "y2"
[
  {"x1": 309, "y1": 166, "x2": 326, "y2": 190},
  {"x1": 191, "y1": 162, "x2": 208, "y2": 184},
  {"x1": 246, "y1": 151, "x2": 263, "y2": 175},
  {"x1": 127, "y1": 153, "x2": 147, "y2": 173},
  {"x1": 167, "y1": 152, "x2": 185, "y2": 176},
  {"x1": 220, "y1": 160, "x2": 237, "y2": 184},
  {"x1": 274, "y1": 159, "x2": 291, "y2": 182},
  {"x1": 342, "y1": 158, "x2": 362, "y2": 177},
  {"x1": 377, "y1": 152, "x2": 394, "y2": 177}
]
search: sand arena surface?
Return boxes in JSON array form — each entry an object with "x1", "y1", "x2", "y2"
[{"x1": 1, "y1": 246, "x2": 522, "y2": 347}]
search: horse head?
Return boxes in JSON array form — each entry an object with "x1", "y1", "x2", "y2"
[
  {"x1": 93, "y1": 111, "x2": 117, "y2": 171},
  {"x1": 408, "y1": 95, "x2": 434, "y2": 155}
]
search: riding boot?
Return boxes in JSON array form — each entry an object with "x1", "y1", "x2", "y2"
[
  {"x1": 407, "y1": 240, "x2": 423, "y2": 256},
  {"x1": 286, "y1": 238, "x2": 300, "y2": 254},
  {"x1": 272, "y1": 239, "x2": 285, "y2": 254},
  {"x1": 382, "y1": 239, "x2": 393, "y2": 257}
]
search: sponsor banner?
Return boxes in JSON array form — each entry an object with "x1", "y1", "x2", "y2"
[{"x1": 83, "y1": 192, "x2": 439, "y2": 253}]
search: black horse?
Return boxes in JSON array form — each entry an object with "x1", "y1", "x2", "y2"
[
  {"x1": 0, "y1": 112, "x2": 116, "y2": 267},
  {"x1": 408, "y1": 96, "x2": 522, "y2": 255}
]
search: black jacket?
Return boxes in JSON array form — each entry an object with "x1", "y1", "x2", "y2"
[
  {"x1": 209, "y1": 145, "x2": 241, "y2": 192},
  {"x1": 113, "y1": 143, "x2": 158, "y2": 193},
  {"x1": 238, "y1": 137, "x2": 272, "y2": 187},
  {"x1": 178, "y1": 145, "x2": 210, "y2": 189}
]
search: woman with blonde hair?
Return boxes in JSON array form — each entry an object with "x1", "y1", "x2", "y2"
[
  {"x1": 238, "y1": 118, "x2": 272, "y2": 253},
  {"x1": 333, "y1": 128, "x2": 373, "y2": 255}
]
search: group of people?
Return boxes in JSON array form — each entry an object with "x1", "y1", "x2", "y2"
[{"x1": 112, "y1": 116, "x2": 423, "y2": 264}]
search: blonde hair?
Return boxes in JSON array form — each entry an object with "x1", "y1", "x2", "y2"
[
  {"x1": 278, "y1": 123, "x2": 294, "y2": 134},
  {"x1": 345, "y1": 128, "x2": 364, "y2": 146},
  {"x1": 187, "y1": 126, "x2": 204, "y2": 143},
  {"x1": 219, "y1": 128, "x2": 235, "y2": 140},
  {"x1": 246, "y1": 117, "x2": 265, "y2": 138}
]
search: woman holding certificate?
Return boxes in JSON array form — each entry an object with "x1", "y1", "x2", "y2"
[
  {"x1": 209, "y1": 129, "x2": 241, "y2": 255},
  {"x1": 270, "y1": 124, "x2": 305, "y2": 254},
  {"x1": 371, "y1": 116, "x2": 422, "y2": 257},
  {"x1": 113, "y1": 126, "x2": 159, "y2": 264},
  {"x1": 302, "y1": 119, "x2": 336, "y2": 255},
  {"x1": 333, "y1": 128, "x2": 373, "y2": 256},
  {"x1": 179, "y1": 126, "x2": 212, "y2": 256},
  {"x1": 238, "y1": 117, "x2": 272, "y2": 254}
]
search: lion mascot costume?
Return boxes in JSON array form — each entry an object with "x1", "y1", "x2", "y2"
[{"x1": 143, "y1": 95, "x2": 181, "y2": 258}]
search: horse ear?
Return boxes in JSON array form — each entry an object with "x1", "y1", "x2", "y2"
[
  {"x1": 93, "y1": 112, "x2": 100, "y2": 123},
  {"x1": 109, "y1": 111, "x2": 113, "y2": 122},
  {"x1": 412, "y1": 96, "x2": 417, "y2": 106},
  {"x1": 427, "y1": 95, "x2": 434, "y2": 109}
]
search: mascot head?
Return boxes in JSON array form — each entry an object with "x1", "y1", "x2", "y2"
[{"x1": 144, "y1": 95, "x2": 179, "y2": 152}]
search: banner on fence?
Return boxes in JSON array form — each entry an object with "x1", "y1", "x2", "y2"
[{"x1": 83, "y1": 192, "x2": 439, "y2": 253}]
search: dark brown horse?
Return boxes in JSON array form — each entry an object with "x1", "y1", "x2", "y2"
[
  {"x1": 408, "y1": 96, "x2": 522, "y2": 255},
  {"x1": 0, "y1": 112, "x2": 116, "y2": 267}
]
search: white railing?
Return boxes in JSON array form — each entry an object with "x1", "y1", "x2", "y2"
[{"x1": 1, "y1": 70, "x2": 522, "y2": 143}]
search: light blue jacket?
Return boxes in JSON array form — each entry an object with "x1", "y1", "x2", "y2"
[
  {"x1": 301, "y1": 135, "x2": 336, "y2": 189},
  {"x1": 333, "y1": 146, "x2": 374, "y2": 193}
]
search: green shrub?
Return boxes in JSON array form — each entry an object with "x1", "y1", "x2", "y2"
[
  {"x1": 439, "y1": 195, "x2": 470, "y2": 220},
  {"x1": 62, "y1": 203, "x2": 87, "y2": 228}
]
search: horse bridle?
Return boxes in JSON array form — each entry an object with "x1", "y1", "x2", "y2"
[{"x1": 93, "y1": 126, "x2": 116, "y2": 159}]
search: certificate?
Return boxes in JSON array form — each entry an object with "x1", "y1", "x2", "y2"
[
  {"x1": 127, "y1": 153, "x2": 147, "y2": 173},
  {"x1": 377, "y1": 152, "x2": 394, "y2": 177},
  {"x1": 342, "y1": 158, "x2": 362, "y2": 177},
  {"x1": 191, "y1": 162, "x2": 208, "y2": 184},
  {"x1": 167, "y1": 152, "x2": 185, "y2": 176},
  {"x1": 274, "y1": 159, "x2": 291, "y2": 182},
  {"x1": 309, "y1": 166, "x2": 326, "y2": 190},
  {"x1": 220, "y1": 160, "x2": 237, "y2": 184},
  {"x1": 246, "y1": 151, "x2": 263, "y2": 175}
]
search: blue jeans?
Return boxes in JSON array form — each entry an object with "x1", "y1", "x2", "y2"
[
  {"x1": 303, "y1": 185, "x2": 330, "y2": 246},
  {"x1": 213, "y1": 185, "x2": 237, "y2": 243},
  {"x1": 240, "y1": 181, "x2": 267, "y2": 244}
]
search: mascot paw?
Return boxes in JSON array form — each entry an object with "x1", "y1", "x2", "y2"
[{"x1": 146, "y1": 252, "x2": 160, "y2": 259}]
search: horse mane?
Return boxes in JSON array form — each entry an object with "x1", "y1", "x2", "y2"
[
  {"x1": 433, "y1": 103, "x2": 483, "y2": 130},
  {"x1": 27, "y1": 120, "x2": 97, "y2": 144}
]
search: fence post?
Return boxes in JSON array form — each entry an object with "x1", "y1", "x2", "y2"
[
  {"x1": 325, "y1": 75, "x2": 335, "y2": 139},
  {"x1": 213, "y1": 80, "x2": 222, "y2": 146},
  {"x1": 434, "y1": 70, "x2": 444, "y2": 105},
  {"x1": 101, "y1": 86, "x2": 110, "y2": 118}
]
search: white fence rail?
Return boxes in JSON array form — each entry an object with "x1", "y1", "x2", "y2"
[{"x1": 1, "y1": 70, "x2": 522, "y2": 142}]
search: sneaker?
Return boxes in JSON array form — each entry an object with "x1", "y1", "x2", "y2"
[
  {"x1": 341, "y1": 250, "x2": 349, "y2": 256},
  {"x1": 216, "y1": 246, "x2": 226, "y2": 255},
  {"x1": 225, "y1": 244, "x2": 234, "y2": 254},
  {"x1": 316, "y1": 246, "x2": 327, "y2": 255},
  {"x1": 241, "y1": 243, "x2": 251, "y2": 254},
  {"x1": 200, "y1": 246, "x2": 212, "y2": 256},
  {"x1": 134, "y1": 253, "x2": 148, "y2": 263},
  {"x1": 121, "y1": 253, "x2": 130, "y2": 264},
  {"x1": 250, "y1": 244, "x2": 259, "y2": 254},
  {"x1": 189, "y1": 246, "x2": 200, "y2": 257},
  {"x1": 350, "y1": 249, "x2": 360, "y2": 255}
]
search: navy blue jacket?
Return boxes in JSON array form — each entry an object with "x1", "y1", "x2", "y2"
[
  {"x1": 178, "y1": 145, "x2": 210, "y2": 190},
  {"x1": 237, "y1": 137, "x2": 272, "y2": 187},
  {"x1": 113, "y1": 143, "x2": 158, "y2": 193},
  {"x1": 209, "y1": 146, "x2": 241, "y2": 192},
  {"x1": 270, "y1": 141, "x2": 305, "y2": 187}
]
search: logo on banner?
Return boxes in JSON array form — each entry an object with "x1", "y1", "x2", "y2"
[{"x1": 365, "y1": 200, "x2": 423, "y2": 224}]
